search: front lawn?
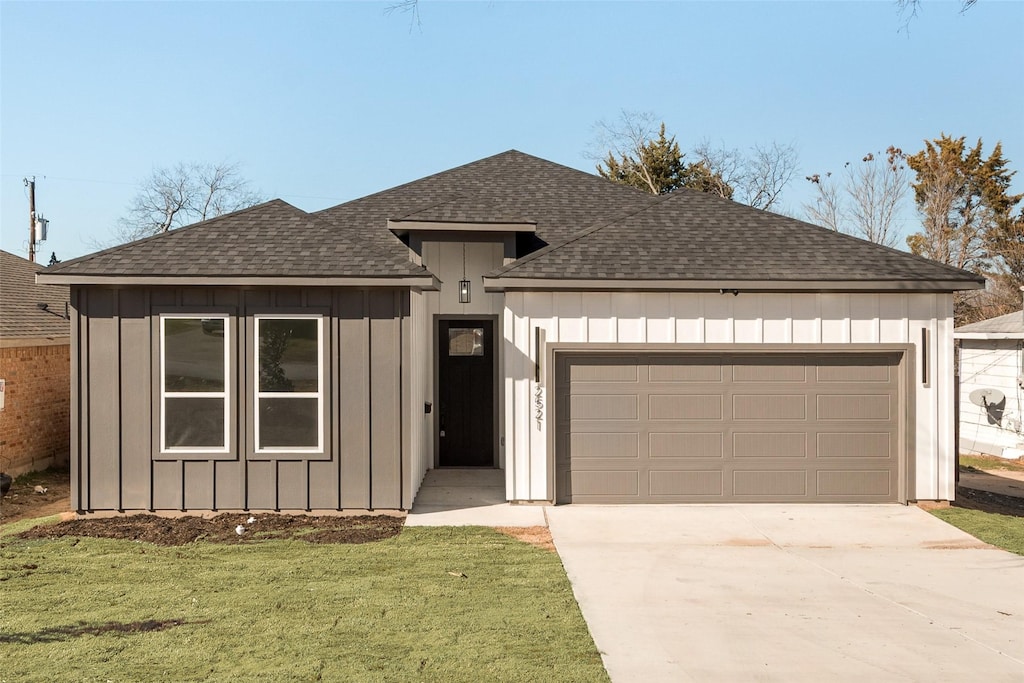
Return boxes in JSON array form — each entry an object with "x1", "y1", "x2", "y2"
[
  {"x1": 929, "y1": 507, "x2": 1024, "y2": 555},
  {"x1": 0, "y1": 524, "x2": 607, "y2": 682}
]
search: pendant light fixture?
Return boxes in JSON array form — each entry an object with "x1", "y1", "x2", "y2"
[{"x1": 459, "y1": 243, "x2": 471, "y2": 304}]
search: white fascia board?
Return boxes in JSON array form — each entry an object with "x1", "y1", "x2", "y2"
[
  {"x1": 483, "y1": 277, "x2": 986, "y2": 293},
  {"x1": 388, "y1": 219, "x2": 536, "y2": 234},
  {"x1": 953, "y1": 332, "x2": 1024, "y2": 340},
  {"x1": 37, "y1": 274, "x2": 441, "y2": 290}
]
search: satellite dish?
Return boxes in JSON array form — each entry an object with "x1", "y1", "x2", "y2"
[{"x1": 969, "y1": 388, "x2": 1005, "y2": 407}]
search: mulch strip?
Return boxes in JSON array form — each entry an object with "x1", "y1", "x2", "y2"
[
  {"x1": 953, "y1": 485, "x2": 1024, "y2": 518},
  {"x1": 16, "y1": 513, "x2": 404, "y2": 546}
]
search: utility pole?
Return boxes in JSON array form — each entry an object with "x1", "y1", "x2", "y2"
[{"x1": 24, "y1": 177, "x2": 36, "y2": 263}]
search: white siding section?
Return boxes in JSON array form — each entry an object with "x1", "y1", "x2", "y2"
[
  {"x1": 512, "y1": 297, "x2": 532, "y2": 498},
  {"x1": 525, "y1": 292, "x2": 555, "y2": 497},
  {"x1": 959, "y1": 339, "x2": 1024, "y2": 458},
  {"x1": 907, "y1": 295, "x2": 938, "y2": 499},
  {"x1": 503, "y1": 291, "x2": 956, "y2": 502}
]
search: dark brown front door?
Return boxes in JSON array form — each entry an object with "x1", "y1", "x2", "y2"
[{"x1": 438, "y1": 319, "x2": 494, "y2": 467}]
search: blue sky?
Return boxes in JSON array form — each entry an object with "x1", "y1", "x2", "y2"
[{"x1": 2, "y1": 1, "x2": 1022, "y2": 263}]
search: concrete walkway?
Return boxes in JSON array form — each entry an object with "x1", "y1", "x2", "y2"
[
  {"x1": 548, "y1": 505, "x2": 1024, "y2": 682},
  {"x1": 405, "y1": 468, "x2": 547, "y2": 527}
]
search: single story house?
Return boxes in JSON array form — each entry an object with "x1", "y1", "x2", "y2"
[
  {"x1": 1, "y1": 249, "x2": 71, "y2": 475},
  {"x1": 39, "y1": 151, "x2": 984, "y2": 513},
  {"x1": 954, "y1": 309, "x2": 1024, "y2": 459}
]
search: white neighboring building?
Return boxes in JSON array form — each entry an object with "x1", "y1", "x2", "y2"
[{"x1": 955, "y1": 310, "x2": 1024, "y2": 459}]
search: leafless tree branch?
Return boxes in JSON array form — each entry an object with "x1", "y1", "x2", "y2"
[{"x1": 108, "y1": 161, "x2": 263, "y2": 246}]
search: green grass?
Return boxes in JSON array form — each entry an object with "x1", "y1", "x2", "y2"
[
  {"x1": 0, "y1": 525, "x2": 607, "y2": 683},
  {"x1": 959, "y1": 454, "x2": 1024, "y2": 472},
  {"x1": 930, "y1": 508, "x2": 1024, "y2": 555}
]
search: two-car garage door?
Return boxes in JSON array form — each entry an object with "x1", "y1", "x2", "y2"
[{"x1": 554, "y1": 352, "x2": 905, "y2": 503}]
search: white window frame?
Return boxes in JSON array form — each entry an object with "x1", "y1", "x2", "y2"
[
  {"x1": 254, "y1": 314, "x2": 324, "y2": 454},
  {"x1": 159, "y1": 314, "x2": 231, "y2": 454}
]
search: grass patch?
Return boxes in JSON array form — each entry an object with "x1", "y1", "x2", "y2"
[
  {"x1": 0, "y1": 526, "x2": 607, "y2": 682},
  {"x1": 959, "y1": 454, "x2": 1024, "y2": 472},
  {"x1": 930, "y1": 508, "x2": 1024, "y2": 555},
  {"x1": 0, "y1": 514, "x2": 62, "y2": 539}
]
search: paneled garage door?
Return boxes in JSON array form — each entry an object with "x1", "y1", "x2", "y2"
[{"x1": 554, "y1": 353, "x2": 904, "y2": 503}]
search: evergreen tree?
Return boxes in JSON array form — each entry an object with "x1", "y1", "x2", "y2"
[
  {"x1": 905, "y1": 134, "x2": 1023, "y2": 322},
  {"x1": 597, "y1": 123, "x2": 733, "y2": 197}
]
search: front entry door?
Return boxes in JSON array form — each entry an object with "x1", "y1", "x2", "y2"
[{"x1": 438, "y1": 319, "x2": 494, "y2": 467}]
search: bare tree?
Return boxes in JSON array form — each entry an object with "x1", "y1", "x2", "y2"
[
  {"x1": 803, "y1": 172, "x2": 843, "y2": 233},
  {"x1": 803, "y1": 147, "x2": 909, "y2": 248},
  {"x1": 112, "y1": 162, "x2": 262, "y2": 244},
  {"x1": 897, "y1": 0, "x2": 978, "y2": 21},
  {"x1": 589, "y1": 110, "x2": 665, "y2": 195},
  {"x1": 384, "y1": 0, "x2": 421, "y2": 31},
  {"x1": 688, "y1": 141, "x2": 743, "y2": 200},
  {"x1": 692, "y1": 140, "x2": 799, "y2": 211}
]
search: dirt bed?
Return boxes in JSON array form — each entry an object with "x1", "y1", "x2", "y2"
[
  {"x1": 3, "y1": 465, "x2": 1022, "y2": 548},
  {"x1": 17, "y1": 513, "x2": 404, "y2": 546},
  {"x1": 0, "y1": 468, "x2": 72, "y2": 524},
  {"x1": 952, "y1": 485, "x2": 1024, "y2": 517}
]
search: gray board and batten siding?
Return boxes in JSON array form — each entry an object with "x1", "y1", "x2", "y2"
[
  {"x1": 552, "y1": 348, "x2": 913, "y2": 504},
  {"x1": 70, "y1": 285, "x2": 413, "y2": 513}
]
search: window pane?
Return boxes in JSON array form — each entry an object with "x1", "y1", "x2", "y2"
[
  {"x1": 165, "y1": 397, "x2": 225, "y2": 448},
  {"x1": 164, "y1": 318, "x2": 225, "y2": 392},
  {"x1": 449, "y1": 327, "x2": 484, "y2": 356},
  {"x1": 259, "y1": 319, "x2": 319, "y2": 392},
  {"x1": 259, "y1": 398, "x2": 319, "y2": 448}
]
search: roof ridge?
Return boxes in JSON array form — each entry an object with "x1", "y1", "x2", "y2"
[{"x1": 314, "y1": 149, "x2": 651, "y2": 217}]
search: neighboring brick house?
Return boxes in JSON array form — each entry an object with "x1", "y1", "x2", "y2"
[{"x1": 0, "y1": 249, "x2": 71, "y2": 475}]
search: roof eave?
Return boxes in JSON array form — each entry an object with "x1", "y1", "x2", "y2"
[
  {"x1": 387, "y1": 219, "x2": 537, "y2": 236},
  {"x1": 37, "y1": 273, "x2": 441, "y2": 290},
  {"x1": 483, "y1": 277, "x2": 985, "y2": 293},
  {"x1": 953, "y1": 332, "x2": 1024, "y2": 340}
]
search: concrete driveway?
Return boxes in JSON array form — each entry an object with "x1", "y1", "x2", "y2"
[{"x1": 547, "y1": 505, "x2": 1024, "y2": 682}]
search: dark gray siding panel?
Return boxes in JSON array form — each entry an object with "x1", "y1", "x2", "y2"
[
  {"x1": 309, "y1": 459, "x2": 339, "y2": 508},
  {"x1": 370, "y1": 290, "x2": 402, "y2": 509},
  {"x1": 87, "y1": 289, "x2": 120, "y2": 510},
  {"x1": 152, "y1": 460, "x2": 182, "y2": 509},
  {"x1": 246, "y1": 460, "x2": 277, "y2": 509},
  {"x1": 119, "y1": 289, "x2": 151, "y2": 510},
  {"x1": 181, "y1": 288, "x2": 209, "y2": 307},
  {"x1": 184, "y1": 460, "x2": 215, "y2": 510},
  {"x1": 277, "y1": 460, "x2": 308, "y2": 510},
  {"x1": 400, "y1": 295, "x2": 413, "y2": 509},
  {"x1": 338, "y1": 291, "x2": 370, "y2": 508},
  {"x1": 73, "y1": 285, "x2": 410, "y2": 512},
  {"x1": 69, "y1": 288, "x2": 83, "y2": 511},
  {"x1": 215, "y1": 459, "x2": 245, "y2": 509}
]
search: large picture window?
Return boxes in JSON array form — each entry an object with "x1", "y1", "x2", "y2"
[
  {"x1": 255, "y1": 315, "x2": 324, "y2": 453},
  {"x1": 160, "y1": 315, "x2": 230, "y2": 452}
]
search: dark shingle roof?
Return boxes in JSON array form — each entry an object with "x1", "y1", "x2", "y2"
[
  {"x1": 315, "y1": 150, "x2": 654, "y2": 256},
  {"x1": 41, "y1": 150, "x2": 983, "y2": 288},
  {"x1": 44, "y1": 200, "x2": 429, "y2": 279},
  {"x1": 0, "y1": 250, "x2": 70, "y2": 339},
  {"x1": 488, "y1": 188, "x2": 984, "y2": 284}
]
